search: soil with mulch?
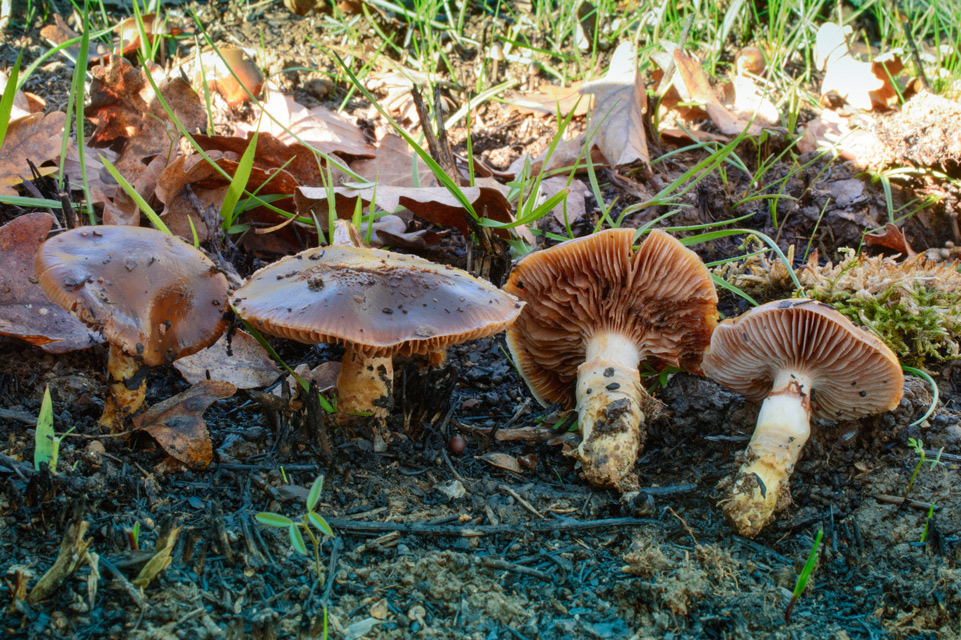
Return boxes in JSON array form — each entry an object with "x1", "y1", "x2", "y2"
[{"x1": 2, "y1": 1, "x2": 961, "y2": 639}]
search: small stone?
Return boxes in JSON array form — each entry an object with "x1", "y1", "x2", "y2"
[{"x1": 436, "y1": 480, "x2": 467, "y2": 500}]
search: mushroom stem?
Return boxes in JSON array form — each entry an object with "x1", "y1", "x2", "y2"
[
  {"x1": 722, "y1": 375, "x2": 812, "y2": 537},
  {"x1": 99, "y1": 345, "x2": 147, "y2": 431},
  {"x1": 336, "y1": 343, "x2": 393, "y2": 420},
  {"x1": 575, "y1": 331, "x2": 646, "y2": 489}
]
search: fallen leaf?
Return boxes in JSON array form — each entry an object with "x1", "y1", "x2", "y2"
[
  {"x1": 182, "y1": 47, "x2": 264, "y2": 107},
  {"x1": 508, "y1": 81, "x2": 590, "y2": 117},
  {"x1": 0, "y1": 212, "x2": 103, "y2": 352},
  {"x1": 478, "y1": 452, "x2": 524, "y2": 474},
  {"x1": 62, "y1": 144, "x2": 118, "y2": 207},
  {"x1": 580, "y1": 41, "x2": 650, "y2": 166},
  {"x1": 672, "y1": 50, "x2": 765, "y2": 135},
  {"x1": 39, "y1": 14, "x2": 107, "y2": 64},
  {"x1": 0, "y1": 112, "x2": 66, "y2": 196},
  {"x1": 294, "y1": 183, "x2": 519, "y2": 239},
  {"x1": 865, "y1": 223, "x2": 916, "y2": 257},
  {"x1": 194, "y1": 132, "x2": 324, "y2": 187},
  {"x1": 85, "y1": 56, "x2": 206, "y2": 180},
  {"x1": 0, "y1": 71, "x2": 31, "y2": 121},
  {"x1": 174, "y1": 330, "x2": 280, "y2": 389},
  {"x1": 724, "y1": 75, "x2": 780, "y2": 127},
  {"x1": 505, "y1": 132, "x2": 607, "y2": 178},
  {"x1": 816, "y1": 22, "x2": 903, "y2": 111},
  {"x1": 534, "y1": 176, "x2": 589, "y2": 226},
  {"x1": 349, "y1": 133, "x2": 439, "y2": 188},
  {"x1": 236, "y1": 85, "x2": 373, "y2": 158},
  {"x1": 132, "y1": 380, "x2": 236, "y2": 468}
]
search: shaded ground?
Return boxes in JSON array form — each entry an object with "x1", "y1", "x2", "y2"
[{"x1": 2, "y1": 1, "x2": 961, "y2": 639}]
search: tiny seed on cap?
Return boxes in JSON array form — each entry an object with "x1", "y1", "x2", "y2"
[{"x1": 859, "y1": 391, "x2": 866, "y2": 397}]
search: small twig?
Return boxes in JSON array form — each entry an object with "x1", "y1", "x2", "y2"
[
  {"x1": 319, "y1": 537, "x2": 343, "y2": 608},
  {"x1": 98, "y1": 557, "x2": 145, "y2": 609},
  {"x1": 875, "y1": 494, "x2": 941, "y2": 511},
  {"x1": 501, "y1": 484, "x2": 546, "y2": 520},
  {"x1": 480, "y1": 557, "x2": 552, "y2": 581},
  {"x1": 325, "y1": 516, "x2": 664, "y2": 537}
]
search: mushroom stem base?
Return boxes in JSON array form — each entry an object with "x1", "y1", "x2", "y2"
[
  {"x1": 99, "y1": 346, "x2": 147, "y2": 432},
  {"x1": 722, "y1": 389, "x2": 812, "y2": 537},
  {"x1": 336, "y1": 344, "x2": 393, "y2": 421},
  {"x1": 575, "y1": 334, "x2": 647, "y2": 490}
]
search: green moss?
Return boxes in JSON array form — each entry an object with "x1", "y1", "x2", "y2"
[{"x1": 799, "y1": 250, "x2": 961, "y2": 368}]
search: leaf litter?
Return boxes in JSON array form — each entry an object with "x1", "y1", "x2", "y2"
[{"x1": 1, "y1": 4, "x2": 961, "y2": 639}]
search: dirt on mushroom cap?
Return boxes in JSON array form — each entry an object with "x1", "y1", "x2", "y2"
[
  {"x1": 702, "y1": 299, "x2": 904, "y2": 421},
  {"x1": 232, "y1": 245, "x2": 523, "y2": 355},
  {"x1": 34, "y1": 226, "x2": 230, "y2": 367}
]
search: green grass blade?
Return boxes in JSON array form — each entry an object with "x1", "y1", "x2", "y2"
[
  {"x1": 0, "y1": 50, "x2": 23, "y2": 149},
  {"x1": 100, "y1": 154, "x2": 172, "y2": 234},
  {"x1": 220, "y1": 130, "x2": 259, "y2": 230},
  {"x1": 902, "y1": 365, "x2": 939, "y2": 427},
  {"x1": 33, "y1": 385, "x2": 55, "y2": 472}
]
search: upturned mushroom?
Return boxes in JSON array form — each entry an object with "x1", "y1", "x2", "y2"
[
  {"x1": 504, "y1": 229, "x2": 718, "y2": 490},
  {"x1": 35, "y1": 226, "x2": 230, "y2": 430},
  {"x1": 702, "y1": 299, "x2": 904, "y2": 537},
  {"x1": 231, "y1": 244, "x2": 522, "y2": 421}
]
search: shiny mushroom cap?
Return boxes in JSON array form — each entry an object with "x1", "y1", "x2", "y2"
[
  {"x1": 504, "y1": 228, "x2": 718, "y2": 408},
  {"x1": 702, "y1": 299, "x2": 904, "y2": 421},
  {"x1": 35, "y1": 226, "x2": 230, "y2": 367},
  {"x1": 232, "y1": 245, "x2": 523, "y2": 355}
]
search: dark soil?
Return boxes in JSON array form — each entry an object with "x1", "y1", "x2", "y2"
[{"x1": 2, "y1": 2, "x2": 961, "y2": 639}]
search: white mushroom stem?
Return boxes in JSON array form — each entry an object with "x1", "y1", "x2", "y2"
[
  {"x1": 99, "y1": 345, "x2": 147, "y2": 432},
  {"x1": 723, "y1": 371, "x2": 813, "y2": 538},
  {"x1": 575, "y1": 331, "x2": 647, "y2": 489},
  {"x1": 336, "y1": 343, "x2": 393, "y2": 420}
]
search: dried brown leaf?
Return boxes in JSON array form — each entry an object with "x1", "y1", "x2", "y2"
[
  {"x1": 349, "y1": 133, "x2": 439, "y2": 188},
  {"x1": 580, "y1": 41, "x2": 649, "y2": 166},
  {"x1": 0, "y1": 112, "x2": 66, "y2": 196},
  {"x1": 235, "y1": 85, "x2": 373, "y2": 158},
  {"x1": 132, "y1": 380, "x2": 237, "y2": 468},
  {"x1": 672, "y1": 51, "x2": 764, "y2": 136},
  {"x1": 0, "y1": 212, "x2": 102, "y2": 352},
  {"x1": 174, "y1": 330, "x2": 280, "y2": 389},
  {"x1": 508, "y1": 81, "x2": 590, "y2": 117}
]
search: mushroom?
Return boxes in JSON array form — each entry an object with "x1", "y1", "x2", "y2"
[
  {"x1": 702, "y1": 299, "x2": 904, "y2": 537},
  {"x1": 35, "y1": 226, "x2": 230, "y2": 430},
  {"x1": 231, "y1": 244, "x2": 523, "y2": 421},
  {"x1": 503, "y1": 229, "x2": 718, "y2": 490}
]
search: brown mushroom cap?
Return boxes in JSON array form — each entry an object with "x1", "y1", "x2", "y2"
[
  {"x1": 35, "y1": 226, "x2": 230, "y2": 367},
  {"x1": 702, "y1": 299, "x2": 904, "y2": 421},
  {"x1": 504, "y1": 228, "x2": 718, "y2": 407},
  {"x1": 232, "y1": 245, "x2": 522, "y2": 355}
]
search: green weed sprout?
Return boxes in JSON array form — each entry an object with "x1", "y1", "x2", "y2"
[
  {"x1": 920, "y1": 502, "x2": 936, "y2": 544},
  {"x1": 784, "y1": 529, "x2": 822, "y2": 623},
  {"x1": 904, "y1": 437, "x2": 944, "y2": 498},
  {"x1": 33, "y1": 385, "x2": 75, "y2": 474},
  {"x1": 257, "y1": 475, "x2": 335, "y2": 579}
]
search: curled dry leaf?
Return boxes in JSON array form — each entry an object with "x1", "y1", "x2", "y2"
[
  {"x1": 350, "y1": 133, "x2": 439, "y2": 188},
  {"x1": 0, "y1": 112, "x2": 66, "y2": 196},
  {"x1": 579, "y1": 41, "x2": 649, "y2": 167},
  {"x1": 864, "y1": 223, "x2": 916, "y2": 258},
  {"x1": 235, "y1": 85, "x2": 373, "y2": 158},
  {"x1": 508, "y1": 80, "x2": 590, "y2": 117},
  {"x1": 183, "y1": 47, "x2": 264, "y2": 107},
  {"x1": 672, "y1": 50, "x2": 766, "y2": 136},
  {"x1": 132, "y1": 380, "x2": 237, "y2": 468},
  {"x1": 294, "y1": 183, "x2": 520, "y2": 239},
  {"x1": 85, "y1": 56, "x2": 206, "y2": 180},
  {"x1": 39, "y1": 14, "x2": 108, "y2": 64},
  {"x1": 174, "y1": 330, "x2": 280, "y2": 389},
  {"x1": 0, "y1": 212, "x2": 103, "y2": 352},
  {"x1": 816, "y1": 22, "x2": 903, "y2": 111},
  {"x1": 195, "y1": 132, "x2": 323, "y2": 186},
  {"x1": 505, "y1": 133, "x2": 607, "y2": 178},
  {"x1": 478, "y1": 452, "x2": 524, "y2": 474},
  {"x1": 534, "y1": 176, "x2": 589, "y2": 226}
]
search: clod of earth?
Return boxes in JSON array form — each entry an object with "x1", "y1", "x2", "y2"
[
  {"x1": 504, "y1": 229, "x2": 718, "y2": 490},
  {"x1": 702, "y1": 298, "x2": 904, "y2": 538},
  {"x1": 34, "y1": 226, "x2": 230, "y2": 431},
  {"x1": 231, "y1": 239, "x2": 523, "y2": 424}
]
